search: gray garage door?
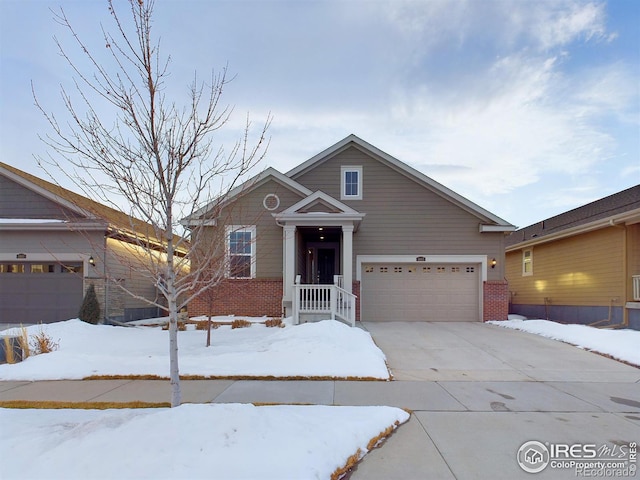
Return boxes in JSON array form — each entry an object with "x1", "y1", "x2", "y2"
[
  {"x1": 361, "y1": 263, "x2": 480, "y2": 322},
  {"x1": 0, "y1": 262, "x2": 84, "y2": 324}
]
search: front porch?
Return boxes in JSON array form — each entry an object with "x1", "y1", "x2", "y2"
[
  {"x1": 293, "y1": 275, "x2": 357, "y2": 326},
  {"x1": 273, "y1": 191, "x2": 365, "y2": 326}
]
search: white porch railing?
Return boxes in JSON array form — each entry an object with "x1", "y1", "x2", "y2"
[
  {"x1": 633, "y1": 275, "x2": 640, "y2": 301},
  {"x1": 293, "y1": 277, "x2": 356, "y2": 326}
]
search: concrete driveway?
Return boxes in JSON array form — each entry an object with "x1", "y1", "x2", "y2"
[
  {"x1": 352, "y1": 321, "x2": 640, "y2": 479},
  {"x1": 1, "y1": 321, "x2": 638, "y2": 479}
]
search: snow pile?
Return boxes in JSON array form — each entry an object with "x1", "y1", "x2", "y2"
[
  {"x1": 1, "y1": 403, "x2": 410, "y2": 480},
  {"x1": 489, "y1": 319, "x2": 640, "y2": 366},
  {"x1": 0, "y1": 319, "x2": 390, "y2": 380}
]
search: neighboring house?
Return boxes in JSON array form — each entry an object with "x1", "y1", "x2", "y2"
[
  {"x1": 505, "y1": 185, "x2": 640, "y2": 330},
  {"x1": 183, "y1": 135, "x2": 515, "y2": 324},
  {"x1": 0, "y1": 162, "x2": 186, "y2": 324}
]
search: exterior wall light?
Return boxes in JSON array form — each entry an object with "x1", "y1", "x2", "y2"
[
  {"x1": 89, "y1": 256, "x2": 96, "y2": 267},
  {"x1": 491, "y1": 258, "x2": 497, "y2": 269}
]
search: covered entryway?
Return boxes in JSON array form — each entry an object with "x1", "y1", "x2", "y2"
[
  {"x1": 359, "y1": 257, "x2": 484, "y2": 322},
  {"x1": 275, "y1": 191, "x2": 365, "y2": 323},
  {"x1": 0, "y1": 262, "x2": 84, "y2": 324}
]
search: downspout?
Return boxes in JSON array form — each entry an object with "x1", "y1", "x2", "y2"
[
  {"x1": 103, "y1": 233, "x2": 108, "y2": 323},
  {"x1": 610, "y1": 219, "x2": 628, "y2": 328}
]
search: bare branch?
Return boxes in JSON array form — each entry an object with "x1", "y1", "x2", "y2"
[{"x1": 33, "y1": 0, "x2": 270, "y2": 407}]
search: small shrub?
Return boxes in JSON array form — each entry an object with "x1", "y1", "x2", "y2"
[
  {"x1": 78, "y1": 284, "x2": 101, "y2": 324},
  {"x1": 162, "y1": 321, "x2": 186, "y2": 331},
  {"x1": 30, "y1": 330, "x2": 59, "y2": 355},
  {"x1": 265, "y1": 318, "x2": 283, "y2": 328},
  {"x1": 231, "y1": 319, "x2": 252, "y2": 329}
]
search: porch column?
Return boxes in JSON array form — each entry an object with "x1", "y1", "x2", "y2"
[
  {"x1": 283, "y1": 224, "x2": 296, "y2": 303},
  {"x1": 342, "y1": 224, "x2": 354, "y2": 294}
]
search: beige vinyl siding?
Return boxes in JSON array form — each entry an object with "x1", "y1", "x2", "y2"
[
  {"x1": 0, "y1": 229, "x2": 104, "y2": 256},
  {"x1": 292, "y1": 146, "x2": 505, "y2": 280},
  {"x1": 507, "y1": 227, "x2": 624, "y2": 306},
  {"x1": 627, "y1": 224, "x2": 640, "y2": 301},
  {"x1": 201, "y1": 180, "x2": 306, "y2": 278},
  {"x1": 105, "y1": 237, "x2": 163, "y2": 309}
]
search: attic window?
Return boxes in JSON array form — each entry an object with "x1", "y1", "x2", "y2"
[{"x1": 341, "y1": 166, "x2": 362, "y2": 200}]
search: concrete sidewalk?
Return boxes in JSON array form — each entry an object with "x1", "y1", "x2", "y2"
[{"x1": 1, "y1": 322, "x2": 639, "y2": 479}]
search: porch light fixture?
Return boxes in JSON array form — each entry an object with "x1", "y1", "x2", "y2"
[
  {"x1": 89, "y1": 256, "x2": 96, "y2": 267},
  {"x1": 318, "y1": 227, "x2": 323, "y2": 231},
  {"x1": 320, "y1": 236, "x2": 325, "y2": 240},
  {"x1": 491, "y1": 258, "x2": 497, "y2": 269}
]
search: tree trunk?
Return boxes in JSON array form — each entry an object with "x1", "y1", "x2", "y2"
[{"x1": 168, "y1": 298, "x2": 181, "y2": 407}]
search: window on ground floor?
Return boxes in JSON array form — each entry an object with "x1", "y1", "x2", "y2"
[{"x1": 226, "y1": 225, "x2": 256, "y2": 279}]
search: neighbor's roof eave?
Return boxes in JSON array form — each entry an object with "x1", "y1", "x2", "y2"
[
  {"x1": 505, "y1": 207, "x2": 640, "y2": 251},
  {"x1": 0, "y1": 162, "x2": 99, "y2": 220}
]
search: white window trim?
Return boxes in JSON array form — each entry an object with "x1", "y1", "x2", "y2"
[
  {"x1": 341, "y1": 166, "x2": 363, "y2": 200},
  {"x1": 226, "y1": 225, "x2": 256, "y2": 279},
  {"x1": 522, "y1": 248, "x2": 533, "y2": 276}
]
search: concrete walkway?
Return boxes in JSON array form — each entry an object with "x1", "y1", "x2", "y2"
[{"x1": 1, "y1": 321, "x2": 639, "y2": 479}]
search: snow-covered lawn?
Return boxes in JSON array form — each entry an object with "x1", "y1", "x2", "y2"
[
  {"x1": 0, "y1": 317, "x2": 406, "y2": 479},
  {"x1": 489, "y1": 316, "x2": 640, "y2": 367},
  {"x1": 0, "y1": 318, "x2": 390, "y2": 381},
  {"x1": 1, "y1": 403, "x2": 409, "y2": 480}
]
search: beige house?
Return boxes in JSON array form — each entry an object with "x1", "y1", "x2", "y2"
[
  {"x1": 184, "y1": 135, "x2": 515, "y2": 324},
  {"x1": 0, "y1": 162, "x2": 186, "y2": 324},
  {"x1": 505, "y1": 185, "x2": 640, "y2": 329}
]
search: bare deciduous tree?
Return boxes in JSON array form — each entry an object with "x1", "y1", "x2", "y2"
[{"x1": 33, "y1": 0, "x2": 270, "y2": 407}]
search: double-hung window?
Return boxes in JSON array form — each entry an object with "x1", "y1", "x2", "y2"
[
  {"x1": 226, "y1": 226, "x2": 256, "y2": 278},
  {"x1": 341, "y1": 166, "x2": 362, "y2": 200},
  {"x1": 522, "y1": 249, "x2": 533, "y2": 276}
]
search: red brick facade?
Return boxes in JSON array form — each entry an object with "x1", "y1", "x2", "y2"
[
  {"x1": 190, "y1": 278, "x2": 507, "y2": 322},
  {"x1": 189, "y1": 278, "x2": 283, "y2": 318},
  {"x1": 483, "y1": 280, "x2": 509, "y2": 321},
  {"x1": 353, "y1": 280, "x2": 361, "y2": 322}
]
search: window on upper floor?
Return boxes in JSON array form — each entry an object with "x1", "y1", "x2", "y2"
[
  {"x1": 341, "y1": 166, "x2": 362, "y2": 200},
  {"x1": 226, "y1": 225, "x2": 256, "y2": 279},
  {"x1": 522, "y1": 249, "x2": 533, "y2": 276}
]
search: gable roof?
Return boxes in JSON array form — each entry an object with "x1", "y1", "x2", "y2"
[
  {"x1": 273, "y1": 191, "x2": 366, "y2": 230},
  {"x1": 281, "y1": 190, "x2": 362, "y2": 215},
  {"x1": 506, "y1": 184, "x2": 640, "y2": 249},
  {"x1": 287, "y1": 134, "x2": 514, "y2": 229},
  {"x1": 182, "y1": 167, "x2": 312, "y2": 226},
  {"x1": 183, "y1": 135, "x2": 515, "y2": 231},
  {"x1": 0, "y1": 162, "x2": 185, "y2": 252}
]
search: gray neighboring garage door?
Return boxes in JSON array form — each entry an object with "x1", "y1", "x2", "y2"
[
  {"x1": 0, "y1": 262, "x2": 84, "y2": 324},
  {"x1": 361, "y1": 263, "x2": 480, "y2": 322}
]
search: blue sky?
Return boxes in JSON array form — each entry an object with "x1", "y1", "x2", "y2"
[{"x1": 1, "y1": 0, "x2": 638, "y2": 228}]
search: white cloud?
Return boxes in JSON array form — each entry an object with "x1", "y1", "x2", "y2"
[
  {"x1": 383, "y1": 53, "x2": 615, "y2": 194},
  {"x1": 538, "y1": 182, "x2": 602, "y2": 210},
  {"x1": 382, "y1": 0, "x2": 613, "y2": 54},
  {"x1": 621, "y1": 164, "x2": 640, "y2": 179},
  {"x1": 529, "y1": 1, "x2": 611, "y2": 50}
]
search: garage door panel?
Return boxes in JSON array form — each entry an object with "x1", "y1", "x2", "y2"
[
  {"x1": 0, "y1": 270, "x2": 83, "y2": 324},
  {"x1": 362, "y1": 263, "x2": 480, "y2": 322}
]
